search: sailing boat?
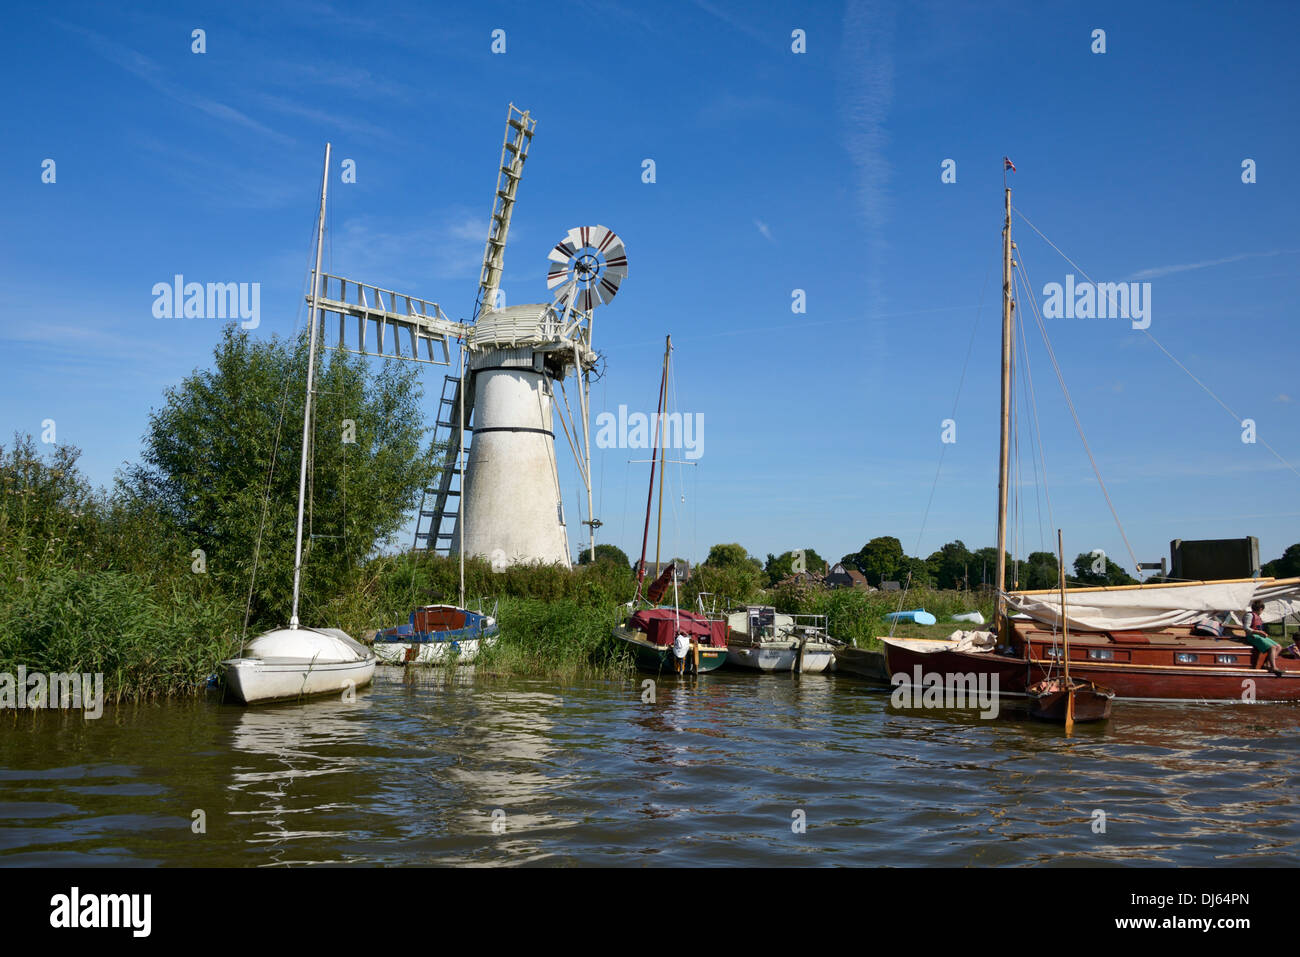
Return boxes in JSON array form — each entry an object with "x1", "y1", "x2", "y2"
[
  {"x1": 612, "y1": 336, "x2": 728, "y2": 674},
  {"x1": 882, "y1": 177, "x2": 1300, "y2": 703},
  {"x1": 221, "y1": 143, "x2": 377, "y2": 705},
  {"x1": 370, "y1": 346, "x2": 499, "y2": 665}
]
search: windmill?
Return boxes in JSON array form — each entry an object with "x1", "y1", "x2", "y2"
[{"x1": 402, "y1": 105, "x2": 627, "y2": 568}]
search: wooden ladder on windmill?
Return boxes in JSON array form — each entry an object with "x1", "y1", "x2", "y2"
[
  {"x1": 472, "y1": 104, "x2": 534, "y2": 320},
  {"x1": 412, "y1": 371, "x2": 476, "y2": 552}
]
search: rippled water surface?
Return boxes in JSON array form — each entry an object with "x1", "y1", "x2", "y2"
[{"x1": 1, "y1": 667, "x2": 1297, "y2": 866}]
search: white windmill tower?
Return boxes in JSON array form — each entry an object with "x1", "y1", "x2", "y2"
[{"x1": 411, "y1": 105, "x2": 628, "y2": 568}]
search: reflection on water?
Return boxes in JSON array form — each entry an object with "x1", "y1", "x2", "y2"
[{"x1": 0, "y1": 666, "x2": 1297, "y2": 866}]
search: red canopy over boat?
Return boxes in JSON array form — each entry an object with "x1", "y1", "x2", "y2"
[{"x1": 627, "y1": 608, "x2": 727, "y2": 648}]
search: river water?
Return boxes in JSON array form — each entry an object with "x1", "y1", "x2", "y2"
[{"x1": 1, "y1": 667, "x2": 1296, "y2": 866}]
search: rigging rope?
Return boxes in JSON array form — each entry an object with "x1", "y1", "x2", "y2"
[
  {"x1": 1016, "y1": 283, "x2": 1054, "y2": 559},
  {"x1": 241, "y1": 202, "x2": 321, "y2": 643},
  {"x1": 1013, "y1": 243, "x2": 1143, "y2": 576},
  {"x1": 1014, "y1": 206, "x2": 1300, "y2": 482}
]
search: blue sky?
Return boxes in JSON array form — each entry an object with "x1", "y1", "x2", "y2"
[{"x1": 2, "y1": 0, "x2": 1298, "y2": 576}]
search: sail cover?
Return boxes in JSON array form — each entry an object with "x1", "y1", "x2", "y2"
[
  {"x1": 1257, "y1": 579, "x2": 1300, "y2": 624},
  {"x1": 1006, "y1": 579, "x2": 1300, "y2": 632}
]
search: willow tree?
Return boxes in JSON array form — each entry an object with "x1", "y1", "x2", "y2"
[{"x1": 127, "y1": 325, "x2": 436, "y2": 628}]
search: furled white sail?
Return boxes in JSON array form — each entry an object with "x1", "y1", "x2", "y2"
[{"x1": 1007, "y1": 578, "x2": 1300, "y2": 632}]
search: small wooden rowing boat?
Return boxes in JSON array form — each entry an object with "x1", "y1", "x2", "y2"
[{"x1": 1027, "y1": 675, "x2": 1114, "y2": 723}]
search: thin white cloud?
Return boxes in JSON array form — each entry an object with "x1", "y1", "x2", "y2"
[
  {"x1": 689, "y1": 0, "x2": 784, "y2": 50},
  {"x1": 1128, "y1": 249, "x2": 1297, "y2": 280},
  {"x1": 247, "y1": 92, "x2": 389, "y2": 141},
  {"x1": 327, "y1": 212, "x2": 500, "y2": 311},
  {"x1": 753, "y1": 219, "x2": 774, "y2": 243},
  {"x1": 56, "y1": 22, "x2": 293, "y2": 146}
]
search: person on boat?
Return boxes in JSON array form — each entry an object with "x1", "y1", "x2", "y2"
[
  {"x1": 1243, "y1": 601, "x2": 1285, "y2": 676},
  {"x1": 672, "y1": 632, "x2": 691, "y2": 674}
]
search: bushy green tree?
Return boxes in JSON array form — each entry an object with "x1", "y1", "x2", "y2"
[
  {"x1": 1263, "y1": 544, "x2": 1300, "y2": 579},
  {"x1": 898, "y1": 555, "x2": 934, "y2": 588},
  {"x1": 126, "y1": 325, "x2": 435, "y2": 627},
  {"x1": 1020, "y1": 550, "x2": 1060, "y2": 590},
  {"x1": 703, "y1": 542, "x2": 761, "y2": 571},
  {"x1": 1072, "y1": 551, "x2": 1136, "y2": 586},
  {"x1": 578, "y1": 543, "x2": 632, "y2": 567},
  {"x1": 926, "y1": 540, "x2": 975, "y2": 590},
  {"x1": 845, "y1": 536, "x2": 905, "y2": 584},
  {"x1": 764, "y1": 547, "x2": 827, "y2": 585}
]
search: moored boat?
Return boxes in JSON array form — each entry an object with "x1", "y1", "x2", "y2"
[
  {"x1": 220, "y1": 144, "x2": 375, "y2": 705},
  {"x1": 1026, "y1": 675, "x2": 1113, "y2": 722},
  {"x1": 223, "y1": 627, "x2": 375, "y2": 704},
  {"x1": 372, "y1": 603, "x2": 499, "y2": 665},
  {"x1": 612, "y1": 335, "x2": 727, "y2": 675},
  {"x1": 882, "y1": 593, "x2": 1300, "y2": 702},
  {"x1": 724, "y1": 604, "x2": 837, "y2": 673},
  {"x1": 883, "y1": 175, "x2": 1300, "y2": 706},
  {"x1": 613, "y1": 605, "x2": 728, "y2": 674}
]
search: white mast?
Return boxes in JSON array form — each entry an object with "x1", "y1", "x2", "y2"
[
  {"x1": 290, "y1": 142, "x2": 331, "y2": 629},
  {"x1": 458, "y1": 342, "x2": 466, "y2": 608}
]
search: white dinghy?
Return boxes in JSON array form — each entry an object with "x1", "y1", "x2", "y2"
[
  {"x1": 224, "y1": 627, "x2": 374, "y2": 704},
  {"x1": 221, "y1": 143, "x2": 375, "y2": 705}
]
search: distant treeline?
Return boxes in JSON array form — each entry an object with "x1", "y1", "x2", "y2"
[{"x1": 581, "y1": 536, "x2": 1300, "y2": 592}]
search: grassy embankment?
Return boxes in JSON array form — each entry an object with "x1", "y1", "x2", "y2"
[
  {"x1": 2, "y1": 530, "x2": 995, "y2": 700},
  {"x1": 327, "y1": 553, "x2": 997, "y2": 680}
]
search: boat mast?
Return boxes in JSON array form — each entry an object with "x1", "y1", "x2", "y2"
[
  {"x1": 458, "y1": 341, "x2": 466, "y2": 609},
  {"x1": 290, "y1": 142, "x2": 331, "y2": 630},
  {"x1": 1058, "y1": 527, "x2": 1074, "y2": 731},
  {"x1": 995, "y1": 185, "x2": 1015, "y2": 628},
  {"x1": 634, "y1": 336, "x2": 669, "y2": 602},
  {"x1": 654, "y1": 336, "x2": 671, "y2": 576}
]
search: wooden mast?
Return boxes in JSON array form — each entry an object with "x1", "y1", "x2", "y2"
[
  {"x1": 995, "y1": 185, "x2": 1015, "y2": 631},
  {"x1": 634, "y1": 336, "x2": 669, "y2": 602},
  {"x1": 290, "y1": 142, "x2": 331, "y2": 630},
  {"x1": 1058, "y1": 528, "x2": 1075, "y2": 732},
  {"x1": 654, "y1": 336, "x2": 671, "y2": 576}
]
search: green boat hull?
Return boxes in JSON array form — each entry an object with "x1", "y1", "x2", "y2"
[{"x1": 614, "y1": 627, "x2": 727, "y2": 674}]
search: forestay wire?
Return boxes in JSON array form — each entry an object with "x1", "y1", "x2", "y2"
[{"x1": 1015, "y1": 206, "x2": 1300, "y2": 482}]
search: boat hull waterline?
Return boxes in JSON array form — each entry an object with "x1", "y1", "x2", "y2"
[
  {"x1": 726, "y1": 644, "x2": 835, "y2": 673},
  {"x1": 882, "y1": 637, "x2": 1300, "y2": 703},
  {"x1": 614, "y1": 626, "x2": 728, "y2": 674},
  {"x1": 372, "y1": 605, "x2": 500, "y2": 666},
  {"x1": 373, "y1": 636, "x2": 496, "y2": 665}
]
